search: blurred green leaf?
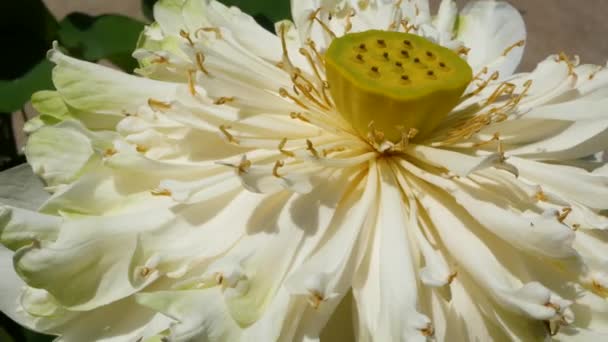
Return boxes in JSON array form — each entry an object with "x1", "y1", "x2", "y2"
[
  {"x1": 219, "y1": 0, "x2": 291, "y2": 23},
  {"x1": 24, "y1": 330, "x2": 54, "y2": 342},
  {"x1": 0, "y1": 0, "x2": 58, "y2": 79},
  {"x1": 139, "y1": 0, "x2": 290, "y2": 32},
  {"x1": 0, "y1": 326, "x2": 15, "y2": 342},
  {"x1": 58, "y1": 13, "x2": 146, "y2": 71},
  {"x1": 142, "y1": 0, "x2": 157, "y2": 22},
  {"x1": 0, "y1": 61, "x2": 54, "y2": 113}
]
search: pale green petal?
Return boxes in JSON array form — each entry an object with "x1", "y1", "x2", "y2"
[
  {"x1": 0, "y1": 165, "x2": 48, "y2": 210},
  {"x1": 137, "y1": 289, "x2": 242, "y2": 341},
  {"x1": 25, "y1": 123, "x2": 95, "y2": 187},
  {"x1": 49, "y1": 44, "x2": 178, "y2": 129},
  {"x1": 14, "y1": 207, "x2": 176, "y2": 310},
  {"x1": 0, "y1": 206, "x2": 60, "y2": 250},
  {"x1": 31, "y1": 90, "x2": 72, "y2": 126}
]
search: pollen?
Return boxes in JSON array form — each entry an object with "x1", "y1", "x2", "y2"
[{"x1": 325, "y1": 30, "x2": 473, "y2": 143}]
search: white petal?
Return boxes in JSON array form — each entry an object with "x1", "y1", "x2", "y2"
[
  {"x1": 458, "y1": 1, "x2": 526, "y2": 77},
  {"x1": 354, "y1": 161, "x2": 430, "y2": 342}
]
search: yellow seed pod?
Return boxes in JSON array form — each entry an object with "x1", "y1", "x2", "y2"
[{"x1": 325, "y1": 30, "x2": 473, "y2": 142}]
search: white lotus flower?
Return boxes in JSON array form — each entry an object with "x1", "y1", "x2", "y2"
[{"x1": 2, "y1": 0, "x2": 608, "y2": 340}]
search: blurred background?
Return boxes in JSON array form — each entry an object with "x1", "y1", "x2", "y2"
[{"x1": 0, "y1": 0, "x2": 607, "y2": 340}]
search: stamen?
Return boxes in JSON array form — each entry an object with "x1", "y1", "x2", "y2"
[
  {"x1": 345, "y1": 8, "x2": 356, "y2": 33},
  {"x1": 290, "y1": 112, "x2": 311, "y2": 123},
  {"x1": 136, "y1": 145, "x2": 149, "y2": 153},
  {"x1": 148, "y1": 98, "x2": 172, "y2": 112},
  {"x1": 307, "y1": 290, "x2": 325, "y2": 309},
  {"x1": 151, "y1": 188, "x2": 172, "y2": 197},
  {"x1": 219, "y1": 125, "x2": 239, "y2": 144},
  {"x1": 195, "y1": 52, "x2": 210, "y2": 75},
  {"x1": 272, "y1": 160, "x2": 285, "y2": 178},
  {"x1": 400, "y1": 20, "x2": 418, "y2": 33},
  {"x1": 420, "y1": 323, "x2": 434, "y2": 337},
  {"x1": 447, "y1": 271, "x2": 458, "y2": 285},
  {"x1": 103, "y1": 148, "x2": 117, "y2": 157},
  {"x1": 502, "y1": 40, "x2": 525, "y2": 56},
  {"x1": 278, "y1": 138, "x2": 295, "y2": 157},
  {"x1": 299, "y1": 48, "x2": 326, "y2": 86},
  {"x1": 556, "y1": 52, "x2": 577, "y2": 77},
  {"x1": 179, "y1": 30, "x2": 194, "y2": 46},
  {"x1": 214, "y1": 97, "x2": 235, "y2": 105},
  {"x1": 187, "y1": 69, "x2": 197, "y2": 96},
  {"x1": 589, "y1": 65, "x2": 604, "y2": 80},
  {"x1": 457, "y1": 46, "x2": 471, "y2": 56},
  {"x1": 195, "y1": 27, "x2": 223, "y2": 39},
  {"x1": 140, "y1": 267, "x2": 152, "y2": 277},
  {"x1": 310, "y1": 8, "x2": 337, "y2": 39},
  {"x1": 572, "y1": 223, "x2": 580, "y2": 231},
  {"x1": 278, "y1": 23, "x2": 295, "y2": 70},
  {"x1": 322, "y1": 146, "x2": 346, "y2": 157},
  {"x1": 307, "y1": 39, "x2": 325, "y2": 67},
  {"x1": 557, "y1": 207, "x2": 572, "y2": 223},
  {"x1": 306, "y1": 139, "x2": 320, "y2": 158},
  {"x1": 484, "y1": 82, "x2": 516, "y2": 106},
  {"x1": 279, "y1": 88, "x2": 311, "y2": 110}
]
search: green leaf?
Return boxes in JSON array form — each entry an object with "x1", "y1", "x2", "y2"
[
  {"x1": 218, "y1": 0, "x2": 291, "y2": 23},
  {"x1": 58, "y1": 13, "x2": 146, "y2": 72},
  {"x1": 0, "y1": 0, "x2": 58, "y2": 79},
  {"x1": 142, "y1": 0, "x2": 157, "y2": 22},
  {"x1": 0, "y1": 326, "x2": 15, "y2": 342},
  {"x1": 0, "y1": 61, "x2": 54, "y2": 113},
  {"x1": 219, "y1": 0, "x2": 291, "y2": 31}
]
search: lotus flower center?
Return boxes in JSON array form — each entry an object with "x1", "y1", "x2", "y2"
[{"x1": 326, "y1": 30, "x2": 473, "y2": 142}]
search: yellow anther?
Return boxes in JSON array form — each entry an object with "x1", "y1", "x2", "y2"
[
  {"x1": 325, "y1": 30, "x2": 472, "y2": 142},
  {"x1": 151, "y1": 54, "x2": 168, "y2": 64},
  {"x1": 215, "y1": 273, "x2": 224, "y2": 285},
  {"x1": 420, "y1": 323, "x2": 434, "y2": 337},
  {"x1": 290, "y1": 112, "x2": 311, "y2": 123},
  {"x1": 535, "y1": 188, "x2": 548, "y2": 202},
  {"x1": 279, "y1": 88, "x2": 311, "y2": 110},
  {"x1": 447, "y1": 271, "x2": 458, "y2": 285},
  {"x1": 557, "y1": 207, "x2": 572, "y2": 223},
  {"x1": 238, "y1": 161, "x2": 251, "y2": 175},
  {"x1": 400, "y1": 19, "x2": 418, "y2": 33},
  {"x1": 345, "y1": 8, "x2": 356, "y2": 33},
  {"x1": 140, "y1": 267, "x2": 152, "y2": 277},
  {"x1": 309, "y1": 8, "x2": 337, "y2": 38},
  {"x1": 592, "y1": 279, "x2": 608, "y2": 296},
  {"x1": 136, "y1": 145, "x2": 149, "y2": 153},
  {"x1": 272, "y1": 160, "x2": 285, "y2": 178},
  {"x1": 306, "y1": 139, "x2": 320, "y2": 158},
  {"x1": 219, "y1": 125, "x2": 239, "y2": 144},
  {"x1": 195, "y1": 52, "x2": 210, "y2": 75},
  {"x1": 187, "y1": 69, "x2": 197, "y2": 96},
  {"x1": 572, "y1": 223, "x2": 581, "y2": 231},
  {"x1": 322, "y1": 146, "x2": 346, "y2": 157},
  {"x1": 502, "y1": 40, "x2": 525, "y2": 56},
  {"x1": 214, "y1": 97, "x2": 235, "y2": 105},
  {"x1": 278, "y1": 138, "x2": 295, "y2": 157},
  {"x1": 179, "y1": 30, "x2": 194, "y2": 46},
  {"x1": 307, "y1": 291, "x2": 325, "y2": 309},
  {"x1": 457, "y1": 46, "x2": 471, "y2": 56},
  {"x1": 103, "y1": 148, "x2": 117, "y2": 157},
  {"x1": 556, "y1": 52, "x2": 577, "y2": 77},
  {"x1": 589, "y1": 65, "x2": 604, "y2": 80},
  {"x1": 148, "y1": 98, "x2": 172, "y2": 112},
  {"x1": 473, "y1": 66, "x2": 489, "y2": 81},
  {"x1": 151, "y1": 188, "x2": 172, "y2": 197},
  {"x1": 196, "y1": 27, "x2": 222, "y2": 39}
]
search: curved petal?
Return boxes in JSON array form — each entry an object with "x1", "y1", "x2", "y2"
[{"x1": 457, "y1": 1, "x2": 526, "y2": 77}]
